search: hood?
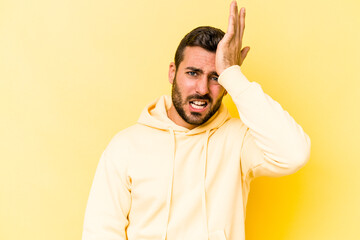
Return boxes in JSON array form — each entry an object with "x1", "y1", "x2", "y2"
[{"x1": 137, "y1": 95, "x2": 231, "y2": 134}]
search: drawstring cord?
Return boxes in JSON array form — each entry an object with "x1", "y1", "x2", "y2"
[
  {"x1": 162, "y1": 128, "x2": 211, "y2": 239},
  {"x1": 201, "y1": 129, "x2": 210, "y2": 239},
  {"x1": 162, "y1": 128, "x2": 176, "y2": 240}
]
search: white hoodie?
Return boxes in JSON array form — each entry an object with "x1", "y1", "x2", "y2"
[{"x1": 82, "y1": 65, "x2": 311, "y2": 240}]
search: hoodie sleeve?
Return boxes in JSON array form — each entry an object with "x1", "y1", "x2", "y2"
[
  {"x1": 82, "y1": 135, "x2": 131, "y2": 240},
  {"x1": 218, "y1": 65, "x2": 311, "y2": 179}
]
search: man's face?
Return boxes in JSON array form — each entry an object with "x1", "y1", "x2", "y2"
[{"x1": 168, "y1": 46, "x2": 227, "y2": 129}]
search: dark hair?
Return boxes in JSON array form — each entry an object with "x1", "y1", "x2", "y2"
[{"x1": 174, "y1": 26, "x2": 225, "y2": 69}]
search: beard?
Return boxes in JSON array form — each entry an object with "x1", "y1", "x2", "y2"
[{"x1": 171, "y1": 77, "x2": 224, "y2": 126}]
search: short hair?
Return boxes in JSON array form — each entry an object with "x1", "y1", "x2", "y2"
[{"x1": 174, "y1": 26, "x2": 225, "y2": 69}]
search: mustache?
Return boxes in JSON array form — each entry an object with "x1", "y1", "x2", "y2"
[{"x1": 186, "y1": 94, "x2": 212, "y2": 103}]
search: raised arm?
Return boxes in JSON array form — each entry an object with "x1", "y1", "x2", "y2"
[{"x1": 217, "y1": 1, "x2": 310, "y2": 178}]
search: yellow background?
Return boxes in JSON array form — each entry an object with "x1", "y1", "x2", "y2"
[{"x1": 1, "y1": 0, "x2": 359, "y2": 239}]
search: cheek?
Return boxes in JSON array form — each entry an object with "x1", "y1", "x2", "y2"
[
  {"x1": 209, "y1": 85, "x2": 226, "y2": 99},
  {"x1": 178, "y1": 78, "x2": 196, "y2": 93},
  {"x1": 182, "y1": 78, "x2": 196, "y2": 88}
]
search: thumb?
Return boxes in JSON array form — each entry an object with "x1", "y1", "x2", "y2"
[{"x1": 240, "y1": 46, "x2": 250, "y2": 64}]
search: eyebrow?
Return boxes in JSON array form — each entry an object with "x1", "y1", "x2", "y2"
[{"x1": 185, "y1": 67, "x2": 219, "y2": 76}]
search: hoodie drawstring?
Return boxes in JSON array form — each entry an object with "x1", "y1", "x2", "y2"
[
  {"x1": 163, "y1": 128, "x2": 211, "y2": 240},
  {"x1": 162, "y1": 128, "x2": 176, "y2": 240},
  {"x1": 201, "y1": 129, "x2": 210, "y2": 239}
]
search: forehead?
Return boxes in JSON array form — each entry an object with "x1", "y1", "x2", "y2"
[{"x1": 180, "y1": 46, "x2": 216, "y2": 71}]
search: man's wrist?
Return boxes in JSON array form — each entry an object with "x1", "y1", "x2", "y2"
[{"x1": 218, "y1": 65, "x2": 252, "y2": 97}]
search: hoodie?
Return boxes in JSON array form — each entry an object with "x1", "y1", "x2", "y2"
[{"x1": 82, "y1": 65, "x2": 311, "y2": 240}]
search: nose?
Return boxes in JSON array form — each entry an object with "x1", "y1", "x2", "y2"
[{"x1": 195, "y1": 75, "x2": 209, "y2": 95}]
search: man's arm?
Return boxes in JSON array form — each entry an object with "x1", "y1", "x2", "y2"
[
  {"x1": 219, "y1": 66, "x2": 311, "y2": 178},
  {"x1": 82, "y1": 135, "x2": 131, "y2": 240},
  {"x1": 217, "y1": 1, "x2": 310, "y2": 178}
]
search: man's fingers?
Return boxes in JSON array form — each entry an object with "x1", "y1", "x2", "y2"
[
  {"x1": 226, "y1": 14, "x2": 235, "y2": 38},
  {"x1": 232, "y1": 1, "x2": 240, "y2": 44},
  {"x1": 239, "y1": 7, "x2": 246, "y2": 43},
  {"x1": 236, "y1": 6, "x2": 241, "y2": 42},
  {"x1": 221, "y1": 1, "x2": 250, "y2": 68},
  {"x1": 226, "y1": 2, "x2": 237, "y2": 40},
  {"x1": 234, "y1": 1, "x2": 238, "y2": 29}
]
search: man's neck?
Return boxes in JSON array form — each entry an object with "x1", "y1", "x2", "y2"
[{"x1": 167, "y1": 104, "x2": 196, "y2": 130}]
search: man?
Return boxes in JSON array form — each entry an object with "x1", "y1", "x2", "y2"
[{"x1": 82, "y1": 1, "x2": 311, "y2": 239}]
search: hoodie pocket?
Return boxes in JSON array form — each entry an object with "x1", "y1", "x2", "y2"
[{"x1": 209, "y1": 230, "x2": 227, "y2": 240}]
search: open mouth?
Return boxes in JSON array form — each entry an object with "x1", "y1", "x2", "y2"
[{"x1": 189, "y1": 100, "x2": 208, "y2": 110}]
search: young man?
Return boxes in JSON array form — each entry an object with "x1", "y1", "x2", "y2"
[{"x1": 82, "y1": 1, "x2": 311, "y2": 239}]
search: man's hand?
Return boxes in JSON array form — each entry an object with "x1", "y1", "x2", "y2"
[{"x1": 216, "y1": 1, "x2": 250, "y2": 75}]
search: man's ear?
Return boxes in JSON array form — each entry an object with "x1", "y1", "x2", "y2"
[{"x1": 168, "y1": 62, "x2": 176, "y2": 84}]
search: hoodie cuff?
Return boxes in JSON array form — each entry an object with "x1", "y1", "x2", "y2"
[{"x1": 218, "y1": 65, "x2": 252, "y2": 97}]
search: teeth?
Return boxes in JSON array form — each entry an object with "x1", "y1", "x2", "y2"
[
  {"x1": 192, "y1": 101, "x2": 206, "y2": 106},
  {"x1": 190, "y1": 102, "x2": 206, "y2": 109}
]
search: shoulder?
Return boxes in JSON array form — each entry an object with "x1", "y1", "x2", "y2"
[
  {"x1": 99, "y1": 125, "x2": 141, "y2": 161},
  {"x1": 211, "y1": 117, "x2": 249, "y2": 142},
  {"x1": 106, "y1": 124, "x2": 145, "y2": 151},
  {"x1": 221, "y1": 117, "x2": 247, "y2": 132}
]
